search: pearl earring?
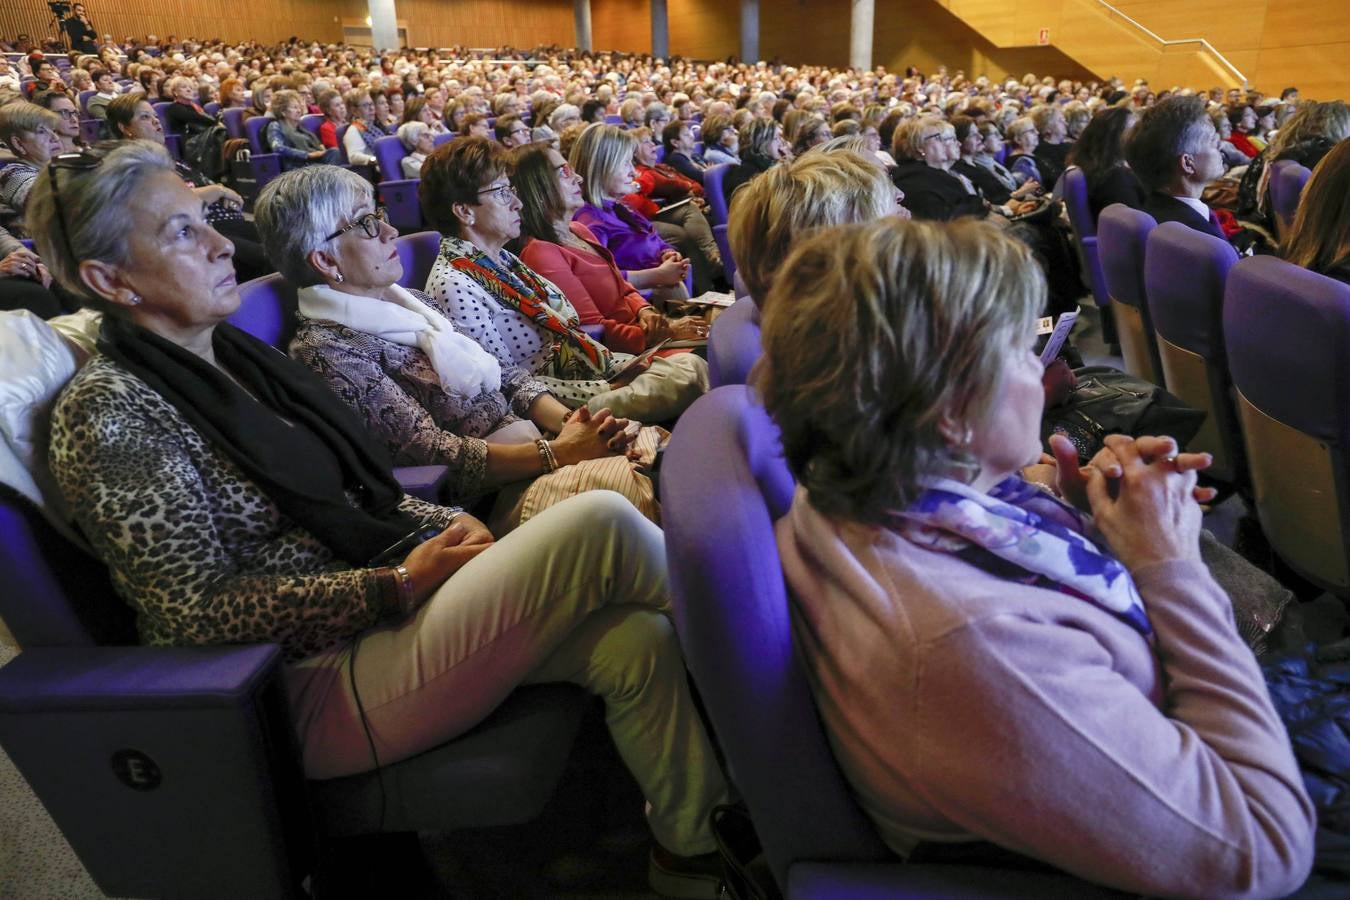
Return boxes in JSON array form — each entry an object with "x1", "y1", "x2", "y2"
[
  {"x1": 334, "y1": 272, "x2": 344, "y2": 283},
  {"x1": 128, "y1": 294, "x2": 141, "y2": 306}
]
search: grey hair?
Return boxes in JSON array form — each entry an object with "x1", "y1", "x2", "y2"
[
  {"x1": 253, "y1": 164, "x2": 373, "y2": 287},
  {"x1": 26, "y1": 140, "x2": 177, "y2": 308},
  {"x1": 548, "y1": 103, "x2": 580, "y2": 131}
]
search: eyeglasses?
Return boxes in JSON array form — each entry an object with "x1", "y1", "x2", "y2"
[
  {"x1": 555, "y1": 161, "x2": 575, "y2": 178},
  {"x1": 324, "y1": 206, "x2": 389, "y2": 242},
  {"x1": 477, "y1": 182, "x2": 518, "y2": 204},
  {"x1": 509, "y1": 127, "x2": 530, "y2": 137},
  {"x1": 48, "y1": 151, "x2": 103, "y2": 266},
  {"x1": 55, "y1": 108, "x2": 80, "y2": 120}
]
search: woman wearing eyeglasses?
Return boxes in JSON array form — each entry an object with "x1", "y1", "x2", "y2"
[
  {"x1": 31, "y1": 90, "x2": 85, "y2": 153},
  {"x1": 0, "y1": 101, "x2": 65, "y2": 236},
  {"x1": 422, "y1": 137, "x2": 707, "y2": 424},
  {"x1": 257, "y1": 165, "x2": 660, "y2": 531},
  {"x1": 889, "y1": 117, "x2": 1004, "y2": 222},
  {"x1": 30, "y1": 143, "x2": 730, "y2": 898}
]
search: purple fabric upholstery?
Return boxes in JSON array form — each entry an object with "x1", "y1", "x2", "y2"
[
  {"x1": 204, "y1": 101, "x2": 220, "y2": 117},
  {"x1": 1270, "y1": 159, "x2": 1312, "y2": 235},
  {"x1": 713, "y1": 222, "x2": 735, "y2": 284},
  {"x1": 378, "y1": 178, "x2": 423, "y2": 232},
  {"x1": 77, "y1": 89, "x2": 94, "y2": 114},
  {"x1": 703, "y1": 163, "x2": 732, "y2": 227},
  {"x1": 241, "y1": 116, "x2": 283, "y2": 187},
  {"x1": 300, "y1": 113, "x2": 324, "y2": 138},
  {"x1": 222, "y1": 107, "x2": 246, "y2": 139},
  {"x1": 151, "y1": 100, "x2": 173, "y2": 134},
  {"x1": 230, "y1": 273, "x2": 295, "y2": 349},
  {"x1": 335, "y1": 123, "x2": 351, "y2": 163},
  {"x1": 581, "y1": 323, "x2": 605, "y2": 340},
  {"x1": 661, "y1": 385, "x2": 887, "y2": 889},
  {"x1": 1146, "y1": 221, "x2": 1238, "y2": 361},
  {"x1": 733, "y1": 269, "x2": 749, "y2": 299},
  {"x1": 78, "y1": 117, "x2": 103, "y2": 145},
  {"x1": 392, "y1": 465, "x2": 448, "y2": 502},
  {"x1": 1224, "y1": 256, "x2": 1350, "y2": 446},
  {"x1": 373, "y1": 134, "x2": 407, "y2": 182},
  {"x1": 244, "y1": 115, "x2": 271, "y2": 154},
  {"x1": 395, "y1": 230, "x2": 443, "y2": 290},
  {"x1": 707, "y1": 296, "x2": 762, "y2": 388},
  {"x1": 1099, "y1": 203, "x2": 1162, "y2": 372},
  {"x1": 1061, "y1": 167, "x2": 1095, "y2": 238},
  {"x1": 1060, "y1": 169, "x2": 1113, "y2": 345}
]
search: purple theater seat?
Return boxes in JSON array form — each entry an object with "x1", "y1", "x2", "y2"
[
  {"x1": 394, "y1": 230, "x2": 443, "y2": 291},
  {"x1": 1060, "y1": 167, "x2": 1115, "y2": 342},
  {"x1": 604, "y1": 114, "x2": 623, "y2": 125},
  {"x1": 78, "y1": 117, "x2": 103, "y2": 145},
  {"x1": 708, "y1": 296, "x2": 761, "y2": 388},
  {"x1": 77, "y1": 88, "x2": 95, "y2": 114},
  {"x1": 713, "y1": 222, "x2": 736, "y2": 286},
  {"x1": 702, "y1": 162, "x2": 732, "y2": 227},
  {"x1": 0, "y1": 485, "x2": 587, "y2": 897},
  {"x1": 151, "y1": 100, "x2": 174, "y2": 133},
  {"x1": 373, "y1": 134, "x2": 407, "y2": 181},
  {"x1": 1225, "y1": 256, "x2": 1350, "y2": 594},
  {"x1": 300, "y1": 113, "x2": 325, "y2": 138},
  {"x1": 1145, "y1": 222, "x2": 1243, "y2": 481},
  {"x1": 222, "y1": 107, "x2": 246, "y2": 139},
  {"x1": 371, "y1": 135, "x2": 423, "y2": 231},
  {"x1": 661, "y1": 386, "x2": 1115, "y2": 898},
  {"x1": 203, "y1": 101, "x2": 220, "y2": 117},
  {"x1": 1269, "y1": 159, "x2": 1311, "y2": 237},
  {"x1": 1098, "y1": 204, "x2": 1163, "y2": 385},
  {"x1": 433, "y1": 131, "x2": 456, "y2": 147},
  {"x1": 241, "y1": 115, "x2": 283, "y2": 189},
  {"x1": 335, "y1": 123, "x2": 351, "y2": 163}
]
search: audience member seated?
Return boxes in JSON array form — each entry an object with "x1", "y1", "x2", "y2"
[
  {"x1": 624, "y1": 127, "x2": 722, "y2": 281},
  {"x1": 1283, "y1": 137, "x2": 1350, "y2": 283},
  {"x1": 758, "y1": 216, "x2": 1315, "y2": 898},
  {"x1": 85, "y1": 69, "x2": 120, "y2": 122},
  {"x1": 791, "y1": 114, "x2": 832, "y2": 157},
  {"x1": 31, "y1": 90, "x2": 83, "y2": 152},
  {"x1": 1213, "y1": 107, "x2": 1251, "y2": 168},
  {"x1": 27, "y1": 141, "x2": 730, "y2": 898},
  {"x1": 265, "y1": 88, "x2": 340, "y2": 171},
  {"x1": 315, "y1": 88, "x2": 346, "y2": 149},
  {"x1": 164, "y1": 74, "x2": 215, "y2": 135},
  {"x1": 396, "y1": 121, "x2": 432, "y2": 178},
  {"x1": 721, "y1": 117, "x2": 789, "y2": 212},
  {"x1": 421, "y1": 137, "x2": 707, "y2": 422},
  {"x1": 0, "y1": 223, "x2": 61, "y2": 317},
  {"x1": 494, "y1": 113, "x2": 532, "y2": 148},
  {"x1": 952, "y1": 115, "x2": 1037, "y2": 206},
  {"x1": 460, "y1": 111, "x2": 490, "y2": 139},
  {"x1": 570, "y1": 124, "x2": 705, "y2": 300},
  {"x1": 244, "y1": 75, "x2": 273, "y2": 120},
  {"x1": 1003, "y1": 116, "x2": 1045, "y2": 186},
  {"x1": 512, "y1": 142, "x2": 708, "y2": 353},
  {"x1": 218, "y1": 77, "x2": 246, "y2": 110},
  {"x1": 966, "y1": 122, "x2": 1026, "y2": 197},
  {"x1": 889, "y1": 117, "x2": 990, "y2": 221},
  {"x1": 699, "y1": 114, "x2": 739, "y2": 166},
  {"x1": 0, "y1": 102, "x2": 62, "y2": 236},
  {"x1": 256, "y1": 165, "x2": 660, "y2": 532},
  {"x1": 661, "y1": 121, "x2": 708, "y2": 186},
  {"x1": 342, "y1": 88, "x2": 387, "y2": 168},
  {"x1": 1227, "y1": 105, "x2": 1261, "y2": 158},
  {"x1": 106, "y1": 95, "x2": 270, "y2": 281},
  {"x1": 728, "y1": 148, "x2": 899, "y2": 311},
  {"x1": 1030, "y1": 103, "x2": 1071, "y2": 186},
  {"x1": 1066, "y1": 106, "x2": 1145, "y2": 222},
  {"x1": 1125, "y1": 95, "x2": 1227, "y2": 240},
  {"x1": 1236, "y1": 100, "x2": 1350, "y2": 230}
]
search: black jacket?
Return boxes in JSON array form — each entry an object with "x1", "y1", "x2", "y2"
[
  {"x1": 891, "y1": 160, "x2": 987, "y2": 221},
  {"x1": 1143, "y1": 193, "x2": 1228, "y2": 242}
]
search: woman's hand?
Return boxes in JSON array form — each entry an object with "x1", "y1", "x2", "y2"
[
  {"x1": 1083, "y1": 434, "x2": 1205, "y2": 570},
  {"x1": 654, "y1": 252, "x2": 689, "y2": 286},
  {"x1": 551, "y1": 406, "x2": 630, "y2": 465},
  {"x1": 308, "y1": 149, "x2": 327, "y2": 160},
  {"x1": 669, "y1": 316, "x2": 709, "y2": 340},
  {"x1": 1012, "y1": 180, "x2": 1041, "y2": 200},
  {"x1": 0, "y1": 248, "x2": 43, "y2": 280},
  {"x1": 400, "y1": 514, "x2": 495, "y2": 607},
  {"x1": 638, "y1": 305, "x2": 672, "y2": 342},
  {"x1": 1043, "y1": 433, "x2": 1217, "y2": 512}
]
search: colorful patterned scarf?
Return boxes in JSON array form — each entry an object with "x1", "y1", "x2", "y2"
[
  {"x1": 892, "y1": 476, "x2": 1152, "y2": 636},
  {"x1": 441, "y1": 237, "x2": 612, "y2": 381}
]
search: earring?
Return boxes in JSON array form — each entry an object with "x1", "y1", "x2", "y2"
[
  {"x1": 128, "y1": 294, "x2": 141, "y2": 306},
  {"x1": 939, "y1": 427, "x2": 981, "y2": 484},
  {"x1": 334, "y1": 272, "x2": 344, "y2": 283}
]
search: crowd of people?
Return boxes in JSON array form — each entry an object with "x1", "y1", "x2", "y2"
[{"x1": 2, "y1": 28, "x2": 1349, "y2": 899}]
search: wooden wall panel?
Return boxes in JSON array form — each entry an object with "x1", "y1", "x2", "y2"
[
  {"x1": 592, "y1": 0, "x2": 652, "y2": 55},
  {"x1": 668, "y1": 0, "x2": 738, "y2": 61},
  {"x1": 0, "y1": 0, "x2": 356, "y2": 47},
  {"x1": 397, "y1": 0, "x2": 574, "y2": 50}
]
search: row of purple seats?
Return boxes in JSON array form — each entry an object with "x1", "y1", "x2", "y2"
[
  {"x1": 1269, "y1": 158, "x2": 1313, "y2": 237},
  {"x1": 1059, "y1": 167, "x2": 1116, "y2": 346}
]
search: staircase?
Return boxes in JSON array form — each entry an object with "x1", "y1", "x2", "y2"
[{"x1": 933, "y1": 0, "x2": 1247, "y2": 88}]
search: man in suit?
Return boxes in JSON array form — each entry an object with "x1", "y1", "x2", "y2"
[{"x1": 1124, "y1": 95, "x2": 1229, "y2": 242}]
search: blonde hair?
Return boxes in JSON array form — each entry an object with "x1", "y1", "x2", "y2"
[
  {"x1": 892, "y1": 116, "x2": 945, "y2": 161},
  {"x1": 728, "y1": 149, "x2": 895, "y2": 304},
  {"x1": 569, "y1": 123, "x2": 636, "y2": 206},
  {"x1": 269, "y1": 88, "x2": 302, "y2": 118},
  {"x1": 0, "y1": 101, "x2": 59, "y2": 151},
  {"x1": 754, "y1": 218, "x2": 1045, "y2": 523},
  {"x1": 1006, "y1": 116, "x2": 1038, "y2": 141}
]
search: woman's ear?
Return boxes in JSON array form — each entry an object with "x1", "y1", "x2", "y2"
[
  {"x1": 935, "y1": 408, "x2": 972, "y2": 449},
  {"x1": 451, "y1": 201, "x2": 475, "y2": 227},
  {"x1": 79, "y1": 258, "x2": 141, "y2": 307},
  {"x1": 306, "y1": 246, "x2": 342, "y2": 283}
]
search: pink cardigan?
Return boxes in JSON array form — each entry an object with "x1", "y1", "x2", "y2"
[
  {"x1": 777, "y1": 485, "x2": 1314, "y2": 898},
  {"x1": 519, "y1": 223, "x2": 653, "y2": 355}
]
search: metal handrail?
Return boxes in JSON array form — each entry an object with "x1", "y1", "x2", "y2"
[{"x1": 1089, "y1": 0, "x2": 1248, "y2": 86}]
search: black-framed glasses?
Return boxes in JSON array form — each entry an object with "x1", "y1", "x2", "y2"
[
  {"x1": 324, "y1": 207, "x2": 388, "y2": 242},
  {"x1": 48, "y1": 151, "x2": 103, "y2": 267}
]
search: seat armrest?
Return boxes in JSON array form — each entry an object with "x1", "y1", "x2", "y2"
[
  {"x1": 394, "y1": 465, "x2": 449, "y2": 502},
  {"x1": 0, "y1": 644, "x2": 281, "y2": 713}
]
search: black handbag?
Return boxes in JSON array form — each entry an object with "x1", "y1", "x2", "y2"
[
  {"x1": 710, "y1": 804, "x2": 780, "y2": 900},
  {"x1": 1041, "y1": 366, "x2": 1207, "y2": 464}
]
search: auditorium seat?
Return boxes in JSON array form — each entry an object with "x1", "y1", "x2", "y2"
[
  {"x1": 1059, "y1": 167, "x2": 1116, "y2": 346},
  {"x1": 394, "y1": 230, "x2": 443, "y2": 290},
  {"x1": 222, "y1": 106, "x2": 246, "y2": 139},
  {"x1": 714, "y1": 222, "x2": 735, "y2": 285},
  {"x1": 1145, "y1": 221, "x2": 1243, "y2": 483},
  {"x1": 661, "y1": 385, "x2": 1119, "y2": 899},
  {"x1": 702, "y1": 163, "x2": 733, "y2": 227},
  {"x1": 300, "y1": 113, "x2": 324, "y2": 138},
  {"x1": 204, "y1": 101, "x2": 220, "y2": 118},
  {"x1": 1225, "y1": 257, "x2": 1350, "y2": 595},
  {"x1": 242, "y1": 115, "x2": 284, "y2": 189},
  {"x1": 1269, "y1": 159, "x2": 1312, "y2": 238},
  {"x1": 372, "y1": 135, "x2": 423, "y2": 232},
  {"x1": 1099, "y1": 204, "x2": 1164, "y2": 385},
  {"x1": 708, "y1": 296, "x2": 761, "y2": 388}
]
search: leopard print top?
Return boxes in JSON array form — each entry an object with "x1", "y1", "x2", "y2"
[{"x1": 49, "y1": 356, "x2": 460, "y2": 661}]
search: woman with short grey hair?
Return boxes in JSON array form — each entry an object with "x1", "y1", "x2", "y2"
[
  {"x1": 255, "y1": 164, "x2": 658, "y2": 528},
  {"x1": 0, "y1": 102, "x2": 63, "y2": 233},
  {"x1": 30, "y1": 144, "x2": 729, "y2": 893}
]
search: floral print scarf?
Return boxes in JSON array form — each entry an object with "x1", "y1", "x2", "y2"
[
  {"x1": 892, "y1": 476, "x2": 1151, "y2": 636},
  {"x1": 440, "y1": 236, "x2": 613, "y2": 381}
]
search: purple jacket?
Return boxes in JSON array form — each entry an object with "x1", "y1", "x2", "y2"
[{"x1": 574, "y1": 200, "x2": 673, "y2": 279}]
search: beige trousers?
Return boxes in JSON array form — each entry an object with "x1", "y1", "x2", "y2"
[
  {"x1": 587, "y1": 352, "x2": 709, "y2": 423},
  {"x1": 285, "y1": 491, "x2": 728, "y2": 855}
]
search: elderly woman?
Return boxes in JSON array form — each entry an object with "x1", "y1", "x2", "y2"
[
  {"x1": 396, "y1": 121, "x2": 433, "y2": 178},
  {"x1": 30, "y1": 141, "x2": 729, "y2": 897},
  {"x1": 569, "y1": 125, "x2": 699, "y2": 302},
  {"x1": 257, "y1": 165, "x2": 660, "y2": 530},
  {"x1": 164, "y1": 74, "x2": 216, "y2": 135},
  {"x1": 759, "y1": 217, "x2": 1314, "y2": 898},
  {"x1": 106, "y1": 95, "x2": 270, "y2": 281},
  {"x1": 1004, "y1": 115, "x2": 1046, "y2": 185},
  {"x1": 0, "y1": 102, "x2": 63, "y2": 235},
  {"x1": 31, "y1": 89, "x2": 84, "y2": 152},
  {"x1": 790, "y1": 113, "x2": 832, "y2": 156},
  {"x1": 625, "y1": 127, "x2": 723, "y2": 281},
  {"x1": 422, "y1": 137, "x2": 706, "y2": 423},
  {"x1": 341, "y1": 88, "x2": 387, "y2": 169},
  {"x1": 1066, "y1": 106, "x2": 1145, "y2": 223},
  {"x1": 721, "y1": 117, "x2": 790, "y2": 211},
  {"x1": 493, "y1": 113, "x2": 532, "y2": 148},
  {"x1": 889, "y1": 117, "x2": 991, "y2": 221},
  {"x1": 219, "y1": 77, "x2": 247, "y2": 109},
  {"x1": 265, "y1": 89, "x2": 340, "y2": 171},
  {"x1": 952, "y1": 115, "x2": 1039, "y2": 206},
  {"x1": 661, "y1": 121, "x2": 708, "y2": 186},
  {"x1": 700, "y1": 114, "x2": 739, "y2": 166},
  {"x1": 513, "y1": 142, "x2": 709, "y2": 354},
  {"x1": 244, "y1": 75, "x2": 273, "y2": 120},
  {"x1": 315, "y1": 88, "x2": 346, "y2": 149}
]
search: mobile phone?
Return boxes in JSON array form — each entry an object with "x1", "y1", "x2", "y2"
[{"x1": 367, "y1": 525, "x2": 444, "y2": 567}]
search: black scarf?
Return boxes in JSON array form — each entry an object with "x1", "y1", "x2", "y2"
[{"x1": 98, "y1": 316, "x2": 420, "y2": 565}]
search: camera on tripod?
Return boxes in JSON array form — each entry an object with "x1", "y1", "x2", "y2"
[{"x1": 48, "y1": 0, "x2": 71, "y2": 17}]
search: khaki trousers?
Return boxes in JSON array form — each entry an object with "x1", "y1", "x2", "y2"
[{"x1": 285, "y1": 491, "x2": 728, "y2": 854}]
